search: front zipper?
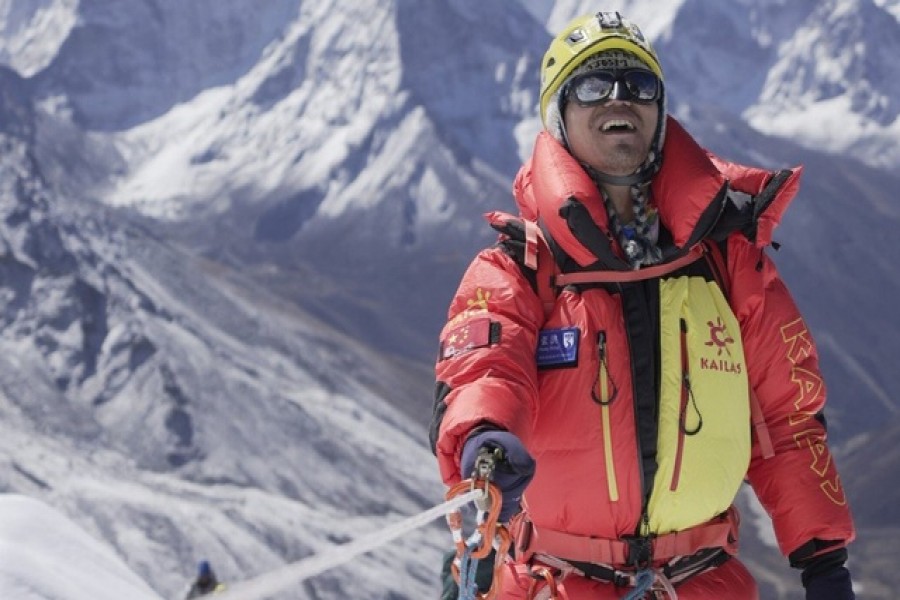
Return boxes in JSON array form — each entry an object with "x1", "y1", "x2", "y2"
[
  {"x1": 593, "y1": 331, "x2": 619, "y2": 502},
  {"x1": 670, "y1": 318, "x2": 703, "y2": 491}
]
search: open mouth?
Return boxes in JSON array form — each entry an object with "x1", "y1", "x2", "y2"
[{"x1": 601, "y1": 119, "x2": 637, "y2": 133}]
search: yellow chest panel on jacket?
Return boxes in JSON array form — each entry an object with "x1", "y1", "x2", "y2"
[{"x1": 648, "y1": 276, "x2": 750, "y2": 533}]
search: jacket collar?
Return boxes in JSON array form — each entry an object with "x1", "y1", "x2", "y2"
[{"x1": 513, "y1": 116, "x2": 800, "y2": 267}]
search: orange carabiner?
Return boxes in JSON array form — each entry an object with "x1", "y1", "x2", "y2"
[
  {"x1": 444, "y1": 479, "x2": 511, "y2": 599},
  {"x1": 527, "y1": 567, "x2": 567, "y2": 600},
  {"x1": 445, "y1": 478, "x2": 502, "y2": 559}
]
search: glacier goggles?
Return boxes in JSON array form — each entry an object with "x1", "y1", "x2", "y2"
[{"x1": 564, "y1": 69, "x2": 661, "y2": 106}]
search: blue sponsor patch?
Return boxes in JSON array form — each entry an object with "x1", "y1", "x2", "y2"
[{"x1": 536, "y1": 327, "x2": 580, "y2": 368}]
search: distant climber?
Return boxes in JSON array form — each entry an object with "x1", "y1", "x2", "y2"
[{"x1": 184, "y1": 560, "x2": 225, "y2": 598}]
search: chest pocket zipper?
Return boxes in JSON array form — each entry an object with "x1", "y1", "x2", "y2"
[
  {"x1": 593, "y1": 331, "x2": 620, "y2": 501},
  {"x1": 671, "y1": 319, "x2": 704, "y2": 492}
]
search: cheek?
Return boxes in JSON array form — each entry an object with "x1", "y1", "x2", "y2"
[
  {"x1": 641, "y1": 107, "x2": 660, "y2": 142},
  {"x1": 563, "y1": 108, "x2": 593, "y2": 145},
  {"x1": 566, "y1": 118, "x2": 596, "y2": 160},
  {"x1": 562, "y1": 104, "x2": 580, "y2": 132}
]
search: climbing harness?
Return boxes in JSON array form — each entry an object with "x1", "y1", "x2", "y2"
[
  {"x1": 445, "y1": 446, "x2": 512, "y2": 599},
  {"x1": 506, "y1": 506, "x2": 740, "y2": 599}
]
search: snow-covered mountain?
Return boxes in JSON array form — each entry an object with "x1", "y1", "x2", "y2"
[
  {"x1": 2, "y1": 0, "x2": 900, "y2": 597},
  {"x1": 14, "y1": 0, "x2": 546, "y2": 369},
  {"x1": 545, "y1": 0, "x2": 900, "y2": 171},
  {"x1": 1, "y1": 74, "x2": 449, "y2": 598}
]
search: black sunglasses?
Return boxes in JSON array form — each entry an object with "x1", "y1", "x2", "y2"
[{"x1": 565, "y1": 69, "x2": 661, "y2": 105}]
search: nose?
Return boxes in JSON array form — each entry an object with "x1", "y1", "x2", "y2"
[
  {"x1": 609, "y1": 80, "x2": 631, "y2": 102},
  {"x1": 603, "y1": 92, "x2": 632, "y2": 107}
]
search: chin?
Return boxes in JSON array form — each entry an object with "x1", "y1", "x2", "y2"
[{"x1": 597, "y1": 148, "x2": 645, "y2": 173}]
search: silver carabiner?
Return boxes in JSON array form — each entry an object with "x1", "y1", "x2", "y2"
[{"x1": 470, "y1": 446, "x2": 503, "y2": 511}]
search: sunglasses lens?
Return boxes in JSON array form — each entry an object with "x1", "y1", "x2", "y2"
[
  {"x1": 569, "y1": 70, "x2": 660, "y2": 105},
  {"x1": 623, "y1": 71, "x2": 660, "y2": 102},
  {"x1": 571, "y1": 72, "x2": 615, "y2": 104}
]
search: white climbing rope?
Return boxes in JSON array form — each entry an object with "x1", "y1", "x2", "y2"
[{"x1": 213, "y1": 489, "x2": 482, "y2": 600}]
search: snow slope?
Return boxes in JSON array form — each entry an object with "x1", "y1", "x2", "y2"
[{"x1": 0, "y1": 495, "x2": 162, "y2": 600}]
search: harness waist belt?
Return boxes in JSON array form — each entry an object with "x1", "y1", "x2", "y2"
[{"x1": 510, "y1": 506, "x2": 739, "y2": 567}]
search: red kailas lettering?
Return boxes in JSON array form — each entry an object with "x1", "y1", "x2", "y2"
[
  {"x1": 781, "y1": 320, "x2": 845, "y2": 505},
  {"x1": 788, "y1": 366, "x2": 823, "y2": 425},
  {"x1": 699, "y1": 358, "x2": 743, "y2": 374},
  {"x1": 793, "y1": 429, "x2": 831, "y2": 477},
  {"x1": 780, "y1": 318, "x2": 812, "y2": 365},
  {"x1": 821, "y1": 476, "x2": 847, "y2": 506}
]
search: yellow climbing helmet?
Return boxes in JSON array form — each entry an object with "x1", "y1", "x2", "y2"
[{"x1": 540, "y1": 12, "x2": 663, "y2": 127}]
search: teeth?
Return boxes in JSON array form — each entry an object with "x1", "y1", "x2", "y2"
[{"x1": 601, "y1": 119, "x2": 635, "y2": 132}]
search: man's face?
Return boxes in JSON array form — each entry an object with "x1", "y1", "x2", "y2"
[{"x1": 563, "y1": 91, "x2": 658, "y2": 177}]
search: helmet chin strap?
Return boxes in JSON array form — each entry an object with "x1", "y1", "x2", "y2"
[{"x1": 586, "y1": 161, "x2": 658, "y2": 186}]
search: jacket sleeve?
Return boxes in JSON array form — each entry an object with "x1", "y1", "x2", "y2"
[
  {"x1": 431, "y1": 245, "x2": 544, "y2": 486},
  {"x1": 727, "y1": 235, "x2": 855, "y2": 559}
]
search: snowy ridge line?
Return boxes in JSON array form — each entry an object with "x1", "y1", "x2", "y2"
[{"x1": 213, "y1": 489, "x2": 482, "y2": 599}]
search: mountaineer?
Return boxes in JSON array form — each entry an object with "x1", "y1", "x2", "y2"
[{"x1": 431, "y1": 11, "x2": 855, "y2": 600}]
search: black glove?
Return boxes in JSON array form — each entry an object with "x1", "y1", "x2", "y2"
[
  {"x1": 460, "y1": 430, "x2": 535, "y2": 522},
  {"x1": 802, "y1": 549, "x2": 855, "y2": 600}
]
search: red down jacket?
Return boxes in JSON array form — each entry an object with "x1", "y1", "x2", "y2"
[{"x1": 432, "y1": 117, "x2": 855, "y2": 598}]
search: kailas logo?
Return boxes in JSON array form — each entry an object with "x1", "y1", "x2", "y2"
[
  {"x1": 699, "y1": 317, "x2": 742, "y2": 374},
  {"x1": 704, "y1": 317, "x2": 734, "y2": 356}
]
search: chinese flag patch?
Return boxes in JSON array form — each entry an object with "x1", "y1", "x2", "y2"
[{"x1": 439, "y1": 317, "x2": 496, "y2": 360}]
